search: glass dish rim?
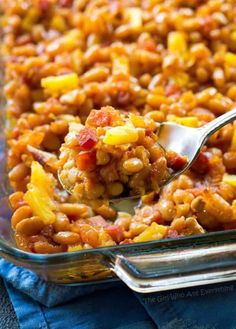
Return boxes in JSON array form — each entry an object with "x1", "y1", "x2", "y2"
[{"x1": 1, "y1": 229, "x2": 236, "y2": 263}]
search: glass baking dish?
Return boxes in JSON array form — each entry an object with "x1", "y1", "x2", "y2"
[
  {"x1": 1, "y1": 104, "x2": 236, "y2": 293},
  {"x1": 1, "y1": 57, "x2": 236, "y2": 292}
]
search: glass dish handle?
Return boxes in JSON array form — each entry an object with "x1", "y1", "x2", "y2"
[{"x1": 110, "y1": 242, "x2": 236, "y2": 293}]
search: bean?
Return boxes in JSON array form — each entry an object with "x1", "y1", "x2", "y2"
[
  {"x1": 8, "y1": 163, "x2": 30, "y2": 182},
  {"x1": 108, "y1": 182, "x2": 124, "y2": 196},
  {"x1": 15, "y1": 217, "x2": 44, "y2": 235},
  {"x1": 53, "y1": 213, "x2": 71, "y2": 232},
  {"x1": 123, "y1": 158, "x2": 144, "y2": 173},
  {"x1": 96, "y1": 150, "x2": 110, "y2": 165},
  {"x1": 9, "y1": 192, "x2": 26, "y2": 210},
  {"x1": 223, "y1": 151, "x2": 236, "y2": 170},
  {"x1": 34, "y1": 241, "x2": 65, "y2": 253},
  {"x1": 53, "y1": 232, "x2": 81, "y2": 245},
  {"x1": 59, "y1": 203, "x2": 93, "y2": 218},
  {"x1": 42, "y1": 131, "x2": 61, "y2": 151},
  {"x1": 11, "y1": 206, "x2": 32, "y2": 229}
]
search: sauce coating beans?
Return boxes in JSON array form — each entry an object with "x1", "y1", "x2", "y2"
[{"x1": 2, "y1": 0, "x2": 236, "y2": 253}]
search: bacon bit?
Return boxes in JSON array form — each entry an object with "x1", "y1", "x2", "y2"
[
  {"x1": 191, "y1": 151, "x2": 210, "y2": 175},
  {"x1": 119, "y1": 238, "x2": 133, "y2": 245},
  {"x1": 116, "y1": 90, "x2": 131, "y2": 106},
  {"x1": 86, "y1": 108, "x2": 113, "y2": 127},
  {"x1": 167, "y1": 151, "x2": 188, "y2": 171},
  {"x1": 88, "y1": 216, "x2": 108, "y2": 228},
  {"x1": 105, "y1": 225, "x2": 124, "y2": 243},
  {"x1": 38, "y1": 0, "x2": 50, "y2": 11},
  {"x1": 145, "y1": 128, "x2": 153, "y2": 136},
  {"x1": 167, "y1": 229, "x2": 180, "y2": 238},
  {"x1": 138, "y1": 40, "x2": 156, "y2": 52},
  {"x1": 76, "y1": 127, "x2": 98, "y2": 151},
  {"x1": 59, "y1": 0, "x2": 73, "y2": 7},
  {"x1": 76, "y1": 150, "x2": 97, "y2": 171},
  {"x1": 165, "y1": 84, "x2": 181, "y2": 97}
]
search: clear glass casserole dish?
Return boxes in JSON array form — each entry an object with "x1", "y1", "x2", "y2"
[
  {"x1": 1, "y1": 1, "x2": 236, "y2": 294},
  {"x1": 1, "y1": 109, "x2": 236, "y2": 292}
]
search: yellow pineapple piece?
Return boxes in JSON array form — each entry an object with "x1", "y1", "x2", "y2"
[
  {"x1": 134, "y1": 223, "x2": 168, "y2": 242},
  {"x1": 68, "y1": 244, "x2": 83, "y2": 252},
  {"x1": 24, "y1": 162, "x2": 56, "y2": 224},
  {"x1": 41, "y1": 73, "x2": 79, "y2": 94},
  {"x1": 103, "y1": 125, "x2": 138, "y2": 145},
  {"x1": 168, "y1": 31, "x2": 187, "y2": 55},
  {"x1": 223, "y1": 173, "x2": 236, "y2": 187}
]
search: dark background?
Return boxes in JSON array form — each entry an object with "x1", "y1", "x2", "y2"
[{"x1": 0, "y1": 278, "x2": 19, "y2": 329}]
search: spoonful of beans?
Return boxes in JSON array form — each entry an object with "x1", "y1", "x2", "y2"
[{"x1": 58, "y1": 107, "x2": 236, "y2": 213}]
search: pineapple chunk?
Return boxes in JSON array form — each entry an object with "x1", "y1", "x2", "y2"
[
  {"x1": 103, "y1": 125, "x2": 138, "y2": 145},
  {"x1": 223, "y1": 173, "x2": 236, "y2": 187},
  {"x1": 68, "y1": 244, "x2": 83, "y2": 252},
  {"x1": 167, "y1": 115, "x2": 199, "y2": 127},
  {"x1": 41, "y1": 73, "x2": 79, "y2": 94},
  {"x1": 24, "y1": 162, "x2": 56, "y2": 224},
  {"x1": 168, "y1": 31, "x2": 187, "y2": 55},
  {"x1": 134, "y1": 223, "x2": 168, "y2": 242},
  {"x1": 225, "y1": 52, "x2": 236, "y2": 67},
  {"x1": 129, "y1": 113, "x2": 156, "y2": 129},
  {"x1": 126, "y1": 8, "x2": 142, "y2": 31}
]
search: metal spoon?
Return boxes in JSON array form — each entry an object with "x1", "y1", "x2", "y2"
[{"x1": 59, "y1": 108, "x2": 236, "y2": 213}]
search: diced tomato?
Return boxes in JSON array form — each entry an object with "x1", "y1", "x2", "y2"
[
  {"x1": 145, "y1": 128, "x2": 153, "y2": 136},
  {"x1": 191, "y1": 151, "x2": 210, "y2": 175},
  {"x1": 86, "y1": 109, "x2": 113, "y2": 127},
  {"x1": 38, "y1": 0, "x2": 50, "y2": 11},
  {"x1": 119, "y1": 238, "x2": 133, "y2": 245},
  {"x1": 138, "y1": 40, "x2": 156, "y2": 52},
  {"x1": 76, "y1": 150, "x2": 97, "y2": 171},
  {"x1": 105, "y1": 225, "x2": 124, "y2": 243},
  {"x1": 76, "y1": 127, "x2": 98, "y2": 151},
  {"x1": 167, "y1": 151, "x2": 188, "y2": 171}
]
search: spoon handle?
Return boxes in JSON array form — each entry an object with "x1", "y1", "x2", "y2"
[{"x1": 200, "y1": 107, "x2": 236, "y2": 142}]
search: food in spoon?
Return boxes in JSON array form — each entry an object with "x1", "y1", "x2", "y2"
[
  {"x1": 59, "y1": 106, "x2": 187, "y2": 200},
  {"x1": 2, "y1": 0, "x2": 236, "y2": 253}
]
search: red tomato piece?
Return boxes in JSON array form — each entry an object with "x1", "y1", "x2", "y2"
[
  {"x1": 167, "y1": 151, "x2": 188, "y2": 171},
  {"x1": 38, "y1": 0, "x2": 50, "y2": 11},
  {"x1": 76, "y1": 150, "x2": 97, "y2": 171},
  {"x1": 106, "y1": 225, "x2": 124, "y2": 243},
  {"x1": 191, "y1": 151, "x2": 210, "y2": 175},
  {"x1": 76, "y1": 127, "x2": 98, "y2": 151},
  {"x1": 138, "y1": 40, "x2": 156, "y2": 52},
  {"x1": 86, "y1": 109, "x2": 113, "y2": 127}
]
